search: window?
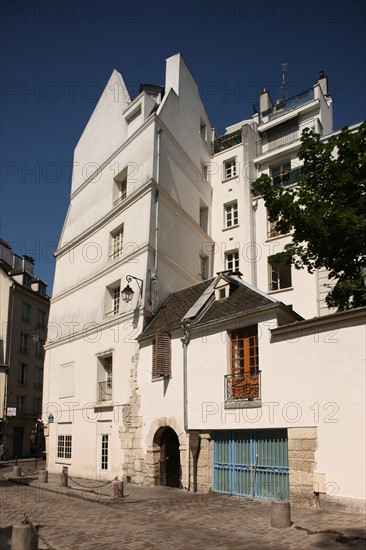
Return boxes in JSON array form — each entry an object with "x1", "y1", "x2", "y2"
[
  {"x1": 98, "y1": 355, "x2": 113, "y2": 401},
  {"x1": 200, "y1": 205, "x2": 209, "y2": 232},
  {"x1": 200, "y1": 120, "x2": 207, "y2": 141},
  {"x1": 20, "y1": 333, "x2": 29, "y2": 354},
  {"x1": 34, "y1": 367, "x2": 43, "y2": 390},
  {"x1": 152, "y1": 333, "x2": 171, "y2": 378},
  {"x1": 18, "y1": 363, "x2": 27, "y2": 386},
  {"x1": 38, "y1": 282, "x2": 47, "y2": 296},
  {"x1": 269, "y1": 257, "x2": 292, "y2": 291},
  {"x1": 101, "y1": 435, "x2": 109, "y2": 470},
  {"x1": 36, "y1": 310, "x2": 46, "y2": 329},
  {"x1": 110, "y1": 227, "x2": 124, "y2": 261},
  {"x1": 271, "y1": 162, "x2": 291, "y2": 186},
  {"x1": 126, "y1": 106, "x2": 142, "y2": 137},
  {"x1": 224, "y1": 158, "x2": 237, "y2": 180},
  {"x1": 201, "y1": 163, "x2": 208, "y2": 182},
  {"x1": 226, "y1": 251, "x2": 239, "y2": 272},
  {"x1": 33, "y1": 397, "x2": 42, "y2": 415},
  {"x1": 22, "y1": 303, "x2": 31, "y2": 323},
  {"x1": 105, "y1": 282, "x2": 121, "y2": 317},
  {"x1": 224, "y1": 201, "x2": 238, "y2": 228},
  {"x1": 35, "y1": 338, "x2": 45, "y2": 359},
  {"x1": 57, "y1": 435, "x2": 72, "y2": 459},
  {"x1": 199, "y1": 255, "x2": 209, "y2": 280},
  {"x1": 17, "y1": 395, "x2": 26, "y2": 414},
  {"x1": 113, "y1": 167, "x2": 128, "y2": 205},
  {"x1": 268, "y1": 218, "x2": 280, "y2": 238},
  {"x1": 23, "y1": 274, "x2": 31, "y2": 288},
  {"x1": 228, "y1": 326, "x2": 260, "y2": 400}
]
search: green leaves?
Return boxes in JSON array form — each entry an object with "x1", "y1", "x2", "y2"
[{"x1": 252, "y1": 121, "x2": 366, "y2": 310}]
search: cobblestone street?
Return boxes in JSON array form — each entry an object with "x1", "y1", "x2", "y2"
[{"x1": 1, "y1": 462, "x2": 365, "y2": 550}]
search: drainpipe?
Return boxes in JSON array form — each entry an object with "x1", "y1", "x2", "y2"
[
  {"x1": 252, "y1": 200, "x2": 258, "y2": 287},
  {"x1": 181, "y1": 323, "x2": 190, "y2": 490},
  {"x1": 153, "y1": 127, "x2": 162, "y2": 314}
]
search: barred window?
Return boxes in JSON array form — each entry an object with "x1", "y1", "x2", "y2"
[
  {"x1": 57, "y1": 435, "x2": 72, "y2": 459},
  {"x1": 152, "y1": 333, "x2": 171, "y2": 378}
]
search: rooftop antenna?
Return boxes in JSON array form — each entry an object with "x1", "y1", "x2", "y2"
[{"x1": 281, "y1": 63, "x2": 288, "y2": 102}]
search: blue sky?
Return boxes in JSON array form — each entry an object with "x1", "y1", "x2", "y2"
[{"x1": 1, "y1": 0, "x2": 365, "y2": 293}]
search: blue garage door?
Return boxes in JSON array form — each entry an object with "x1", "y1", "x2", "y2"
[{"x1": 213, "y1": 429, "x2": 289, "y2": 500}]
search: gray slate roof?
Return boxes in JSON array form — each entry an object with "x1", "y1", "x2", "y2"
[{"x1": 139, "y1": 273, "x2": 301, "y2": 339}]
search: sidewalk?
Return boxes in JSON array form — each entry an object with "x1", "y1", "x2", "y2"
[{"x1": 1, "y1": 461, "x2": 366, "y2": 550}]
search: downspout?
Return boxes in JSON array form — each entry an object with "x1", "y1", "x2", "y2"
[
  {"x1": 181, "y1": 323, "x2": 190, "y2": 490},
  {"x1": 252, "y1": 200, "x2": 258, "y2": 287},
  {"x1": 153, "y1": 127, "x2": 162, "y2": 314}
]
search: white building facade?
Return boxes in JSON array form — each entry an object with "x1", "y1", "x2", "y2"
[{"x1": 43, "y1": 55, "x2": 365, "y2": 512}]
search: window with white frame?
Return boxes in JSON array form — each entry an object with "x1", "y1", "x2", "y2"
[
  {"x1": 224, "y1": 158, "x2": 237, "y2": 180},
  {"x1": 57, "y1": 435, "x2": 72, "y2": 459},
  {"x1": 225, "y1": 201, "x2": 238, "y2": 228},
  {"x1": 105, "y1": 282, "x2": 121, "y2": 317},
  {"x1": 113, "y1": 167, "x2": 128, "y2": 205},
  {"x1": 98, "y1": 355, "x2": 113, "y2": 401},
  {"x1": 268, "y1": 257, "x2": 292, "y2": 291},
  {"x1": 18, "y1": 363, "x2": 27, "y2": 386},
  {"x1": 110, "y1": 226, "x2": 124, "y2": 261},
  {"x1": 226, "y1": 250, "x2": 239, "y2": 272}
]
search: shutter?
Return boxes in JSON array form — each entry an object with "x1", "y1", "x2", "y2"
[{"x1": 152, "y1": 333, "x2": 171, "y2": 378}]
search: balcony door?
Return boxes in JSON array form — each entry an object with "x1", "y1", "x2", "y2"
[{"x1": 230, "y1": 326, "x2": 259, "y2": 400}]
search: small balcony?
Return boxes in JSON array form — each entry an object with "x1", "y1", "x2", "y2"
[
  {"x1": 256, "y1": 129, "x2": 300, "y2": 157},
  {"x1": 260, "y1": 88, "x2": 315, "y2": 124},
  {"x1": 225, "y1": 371, "x2": 261, "y2": 402},
  {"x1": 212, "y1": 129, "x2": 242, "y2": 155},
  {"x1": 272, "y1": 166, "x2": 302, "y2": 187},
  {"x1": 98, "y1": 381, "x2": 112, "y2": 402}
]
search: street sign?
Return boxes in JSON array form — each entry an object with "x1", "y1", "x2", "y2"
[{"x1": 7, "y1": 407, "x2": 16, "y2": 416}]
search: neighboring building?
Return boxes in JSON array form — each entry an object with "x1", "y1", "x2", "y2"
[
  {"x1": 135, "y1": 272, "x2": 365, "y2": 512},
  {"x1": 42, "y1": 53, "x2": 365, "y2": 513},
  {"x1": 210, "y1": 71, "x2": 333, "y2": 318},
  {"x1": 0, "y1": 240, "x2": 49, "y2": 458}
]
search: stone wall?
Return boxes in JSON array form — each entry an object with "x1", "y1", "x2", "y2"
[
  {"x1": 288, "y1": 427, "x2": 317, "y2": 506},
  {"x1": 119, "y1": 352, "x2": 146, "y2": 484}
]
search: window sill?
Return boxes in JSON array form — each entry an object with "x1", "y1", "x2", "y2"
[
  {"x1": 266, "y1": 233, "x2": 291, "y2": 242},
  {"x1": 222, "y1": 225, "x2": 239, "y2": 232},
  {"x1": 268, "y1": 287, "x2": 293, "y2": 295},
  {"x1": 222, "y1": 175, "x2": 238, "y2": 183},
  {"x1": 55, "y1": 459, "x2": 71, "y2": 465},
  {"x1": 151, "y1": 375, "x2": 171, "y2": 382},
  {"x1": 95, "y1": 401, "x2": 113, "y2": 409},
  {"x1": 225, "y1": 400, "x2": 262, "y2": 409}
]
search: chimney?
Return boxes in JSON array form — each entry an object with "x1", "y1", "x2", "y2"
[
  {"x1": 260, "y1": 88, "x2": 273, "y2": 113},
  {"x1": 317, "y1": 70, "x2": 328, "y2": 97}
]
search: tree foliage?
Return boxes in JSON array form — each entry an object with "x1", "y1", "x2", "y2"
[{"x1": 252, "y1": 121, "x2": 366, "y2": 310}]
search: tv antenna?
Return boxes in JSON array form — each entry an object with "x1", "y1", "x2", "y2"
[{"x1": 281, "y1": 63, "x2": 288, "y2": 102}]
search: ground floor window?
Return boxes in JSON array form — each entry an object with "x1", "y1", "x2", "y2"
[
  {"x1": 101, "y1": 434, "x2": 109, "y2": 470},
  {"x1": 57, "y1": 435, "x2": 72, "y2": 459}
]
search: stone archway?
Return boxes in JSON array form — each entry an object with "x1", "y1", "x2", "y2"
[{"x1": 145, "y1": 417, "x2": 187, "y2": 488}]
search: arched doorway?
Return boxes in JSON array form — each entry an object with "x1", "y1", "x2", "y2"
[{"x1": 154, "y1": 427, "x2": 181, "y2": 488}]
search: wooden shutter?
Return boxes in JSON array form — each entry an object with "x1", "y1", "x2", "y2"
[{"x1": 152, "y1": 333, "x2": 171, "y2": 378}]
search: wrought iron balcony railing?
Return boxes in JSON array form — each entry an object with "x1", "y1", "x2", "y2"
[
  {"x1": 98, "y1": 381, "x2": 112, "y2": 402},
  {"x1": 212, "y1": 129, "x2": 242, "y2": 155},
  {"x1": 272, "y1": 166, "x2": 302, "y2": 187},
  {"x1": 225, "y1": 371, "x2": 261, "y2": 401},
  {"x1": 260, "y1": 88, "x2": 315, "y2": 124}
]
